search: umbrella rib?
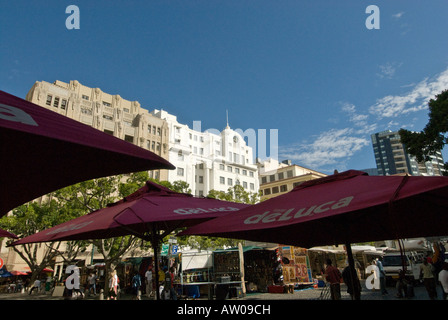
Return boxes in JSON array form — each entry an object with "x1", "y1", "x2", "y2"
[{"x1": 112, "y1": 207, "x2": 151, "y2": 241}]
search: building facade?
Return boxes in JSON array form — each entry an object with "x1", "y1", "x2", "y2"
[
  {"x1": 26, "y1": 80, "x2": 170, "y2": 181},
  {"x1": 257, "y1": 158, "x2": 326, "y2": 201},
  {"x1": 371, "y1": 130, "x2": 445, "y2": 176},
  {"x1": 150, "y1": 109, "x2": 260, "y2": 197}
]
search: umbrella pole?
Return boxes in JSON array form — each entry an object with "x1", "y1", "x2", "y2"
[
  {"x1": 151, "y1": 225, "x2": 160, "y2": 301},
  {"x1": 345, "y1": 242, "x2": 360, "y2": 300}
]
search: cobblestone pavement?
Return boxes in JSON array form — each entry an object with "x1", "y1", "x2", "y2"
[{"x1": 0, "y1": 281, "x2": 445, "y2": 301}]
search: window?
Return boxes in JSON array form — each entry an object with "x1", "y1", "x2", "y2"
[
  {"x1": 287, "y1": 170, "x2": 293, "y2": 178},
  {"x1": 53, "y1": 97, "x2": 59, "y2": 108},
  {"x1": 280, "y1": 185, "x2": 288, "y2": 192},
  {"x1": 46, "y1": 95, "x2": 52, "y2": 106},
  {"x1": 243, "y1": 181, "x2": 248, "y2": 189},
  {"x1": 104, "y1": 129, "x2": 114, "y2": 135},
  {"x1": 235, "y1": 168, "x2": 240, "y2": 174},
  {"x1": 270, "y1": 175, "x2": 276, "y2": 182},
  {"x1": 61, "y1": 99, "x2": 67, "y2": 110},
  {"x1": 148, "y1": 125, "x2": 152, "y2": 133},
  {"x1": 103, "y1": 114, "x2": 113, "y2": 121},
  {"x1": 278, "y1": 172, "x2": 284, "y2": 180},
  {"x1": 272, "y1": 186, "x2": 279, "y2": 194},
  {"x1": 261, "y1": 177, "x2": 267, "y2": 184},
  {"x1": 227, "y1": 178, "x2": 233, "y2": 186},
  {"x1": 219, "y1": 164, "x2": 225, "y2": 170},
  {"x1": 264, "y1": 188, "x2": 271, "y2": 195},
  {"x1": 81, "y1": 108, "x2": 92, "y2": 115},
  {"x1": 157, "y1": 127, "x2": 161, "y2": 136},
  {"x1": 242, "y1": 170, "x2": 247, "y2": 176},
  {"x1": 124, "y1": 135, "x2": 133, "y2": 143},
  {"x1": 227, "y1": 166, "x2": 232, "y2": 172},
  {"x1": 177, "y1": 168, "x2": 184, "y2": 176},
  {"x1": 220, "y1": 176, "x2": 225, "y2": 184},
  {"x1": 249, "y1": 171, "x2": 254, "y2": 177},
  {"x1": 250, "y1": 183, "x2": 255, "y2": 190},
  {"x1": 123, "y1": 107, "x2": 130, "y2": 113},
  {"x1": 82, "y1": 95, "x2": 89, "y2": 100},
  {"x1": 102, "y1": 101, "x2": 111, "y2": 107},
  {"x1": 198, "y1": 176, "x2": 204, "y2": 184}
]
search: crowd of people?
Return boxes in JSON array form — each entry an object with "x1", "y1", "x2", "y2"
[{"x1": 323, "y1": 254, "x2": 448, "y2": 300}]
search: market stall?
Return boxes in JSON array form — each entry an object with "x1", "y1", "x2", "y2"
[{"x1": 180, "y1": 250, "x2": 213, "y2": 299}]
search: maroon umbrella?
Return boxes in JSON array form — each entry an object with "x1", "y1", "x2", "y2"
[
  {"x1": 0, "y1": 90, "x2": 175, "y2": 217},
  {"x1": 181, "y1": 170, "x2": 448, "y2": 246},
  {"x1": 12, "y1": 180, "x2": 249, "y2": 299},
  {"x1": 180, "y1": 170, "x2": 448, "y2": 299},
  {"x1": 0, "y1": 228, "x2": 18, "y2": 239}
]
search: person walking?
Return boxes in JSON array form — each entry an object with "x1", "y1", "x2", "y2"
[
  {"x1": 375, "y1": 258, "x2": 388, "y2": 295},
  {"x1": 342, "y1": 264, "x2": 361, "y2": 300},
  {"x1": 131, "y1": 272, "x2": 142, "y2": 300},
  {"x1": 325, "y1": 259, "x2": 342, "y2": 300},
  {"x1": 420, "y1": 257, "x2": 438, "y2": 300},
  {"x1": 88, "y1": 271, "x2": 97, "y2": 296},
  {"x1": 29, "y1": 278, "x2": 41, "y2": 295},
  {"x1": 438, "y1": 262, "x2": 448, "y2": 300},
  {"x1": 145, "y1": 266, "x2": 153, "y2": 298},
  {"x1": 108, "y1": 270, "x2": 118, "y2": 300}
]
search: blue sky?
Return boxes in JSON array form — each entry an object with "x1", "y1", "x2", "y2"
[{"x1": 1, "y1": 1, "x2": 448, "y2": 174}]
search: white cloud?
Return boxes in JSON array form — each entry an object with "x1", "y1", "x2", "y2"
[
  {"x1": 376, "y1": 62, "x2": 402, "y2": 79},
  {"x1": 279, "y1": 67, "x2": 448, "y2": 173},
  {"x1": 341, "y1": 102, "x2": 374, "y2": 134},
  {"x1": 392, "y1": 12, "x2": 405, "y2": 19},
  {"x1": 279, "y1": 128, "x2": 370, "y2": 171},
  {"x1": 369, "y1": 67, "x2": 448, "y2": 118}
]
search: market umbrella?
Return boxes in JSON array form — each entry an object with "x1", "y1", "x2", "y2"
[
  {"x1": 180, "y1": 170, "x2": 448, "y2": 298},
  {"x1": 0, "y1": 90, "x2": 175, "y2": 217},
  {"x1": 12, "y1": 180, "x2": 249, "y2": 299},
  {"x1": 0, "y1": 228, "x2": 18, "y2": 239}
]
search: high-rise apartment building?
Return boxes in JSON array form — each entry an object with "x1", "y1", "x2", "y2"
[
  {"x1": 371, "y1": 130, "x2": 445, "y2": 176},
  {"x1": 150, "y1": 109, "x2": 260, "y2": 197},
  {"x1": 26, "y1": 80, "x2": 170, "y2": 180}
]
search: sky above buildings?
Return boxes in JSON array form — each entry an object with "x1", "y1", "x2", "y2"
[{"x1": 1, "y1": 1, "x2": 448, "y2": 174}]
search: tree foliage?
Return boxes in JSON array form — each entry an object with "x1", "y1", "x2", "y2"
[{"x1": 399, "y1": 89, "x2": 448, "y2": 175}]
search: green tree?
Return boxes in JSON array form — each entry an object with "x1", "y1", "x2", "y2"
[
  {"x1": 399, "y1": 89, "x2": 448, "y2": 175},
  {"x1": 0, "y1": 201, "x2": 66, "y2": 283}
]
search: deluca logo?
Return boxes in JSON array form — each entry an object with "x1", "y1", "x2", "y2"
[
  {"x1": 244, "y1": 196, "x2": 354, "y2": 225},
  {"x1": 174, "y1": 207, "x2": 240, "y2": 215},
  {"x1": 46, "y1": 221, "x2": 93, "y2": 235}
]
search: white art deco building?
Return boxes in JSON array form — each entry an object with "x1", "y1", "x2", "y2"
[{"x1": 150, "y1": 109, "x2": 260, "y2": 197}]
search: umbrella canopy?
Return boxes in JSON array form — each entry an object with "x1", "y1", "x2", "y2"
[
  {"x1": 0, "y1": 228, "x2": 18, "y2": 239},
  {"x1": 180, "y1": 170, "x2": 448, "y2": 247},
  {"x1": 0, "y1": 90, "x2": 175, "y2": 217},
  {"x1": 12, "y1": 180, "x2": 249, "y2": 245},
  {"x1": 0, "y1": 268, "x2": 13, "y2": 278}
]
